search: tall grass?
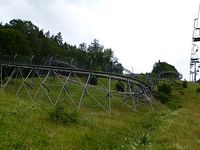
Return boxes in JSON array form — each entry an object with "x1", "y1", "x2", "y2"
[{"x1": 0, "y1": 79, "x2": 200, "y2": 149}]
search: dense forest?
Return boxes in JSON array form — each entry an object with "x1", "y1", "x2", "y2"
[
  {"x1": 0, "y1": 19, "x2": 182, "y2": 79},
  {"x1": 0, "y1": 19, "x2": 123, "y2": 73}
]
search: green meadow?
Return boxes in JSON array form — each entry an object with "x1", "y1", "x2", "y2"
[{"x1": 0, "y1": 79, "x2": 200, "y2": 150}]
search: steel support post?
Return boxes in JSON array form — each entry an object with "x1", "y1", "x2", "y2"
[
  {"x1": 142, "y1": 86, "x2": 154, "y2": 111},
  {"x1": 128, "y1": 80, "x2": 137, "y2": 112},
  {"x1": 0, "y1": 63, "x2": 153, "y2": 113},
  {"x1": 33, "y1": 69, "x2": 54, "y2": 105},
  {"x1": 78, "y1": 73, "x2": 91, "y2": 111},
  {"x1": 15, "y1": 67, "x2": 33, "y2": 101},
  {"x1": 55, "y1": 71, "x2": 72, "y2": 105},
  {"x1": 55, "y1": 70, "x2": 83, "y2": 110},
  {"x1": 2, "y1": 67, "x2": 17, "y2": 90},
  {"x1": 106, "y1": 76, "x2": 111, "y2": 114}
]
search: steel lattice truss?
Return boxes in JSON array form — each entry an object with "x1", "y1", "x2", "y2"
[
  {"x1": 190, "y1": 5, "x2": 200, "y2": 81},
  {"x1": 0, "y1": 63, "x2": 153, "y2": 113}
]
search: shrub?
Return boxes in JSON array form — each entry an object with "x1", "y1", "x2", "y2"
[
  {"x1": 89, "y1": 75, "x2": 97, "y2": 85},
  {"x1": 158, "y1": 92, "x2": 170, "y2": 104},
  {"x1": 196, "y1": 87, "x2": 200, "y2": 93},
  {"x1": 154, "y1": 83, "x2": 184, "y2": 109},
  {"x1": 49, "y1": 104, "x2": 79, "y2": 125},
  {"x1": 153, "y1": 83, "x2": 173, "y2": 104},
  {"x1": 115, "y1": 81, "x2": 125, "y2": 92},
  {"x1": 153, "y1": 91, "x2": 169, "y2": 104},
  {"x1": 157, "y1": 83, "x2": 172, "y2": 95},
  {"x1": 182, "y1": 80, "x2": 188, "y2": 88}
]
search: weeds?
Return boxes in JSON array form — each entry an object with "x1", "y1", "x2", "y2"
[
  {"x1": 0, "y1": 81, "x2": 200, "y2": 149},
  {"x1": 166, "y1": 99, "x2": 183, "y2": 110},
  {"x1": 49, "y1": 103, "x2": 79, "y2": 125}
]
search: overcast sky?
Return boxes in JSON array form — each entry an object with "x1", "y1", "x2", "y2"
[{"x1": 0, "y1": 0, "x2": 200, "y2": 80}]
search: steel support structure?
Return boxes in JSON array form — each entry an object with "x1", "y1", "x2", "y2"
[
  {"x1": 190, "y1": 5, "x2": 200, "y2": 81},
  {"x1": 0, "y1": 63, "x2": 153, "y2": 113}
]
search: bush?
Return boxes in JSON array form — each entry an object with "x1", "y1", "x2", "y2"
[
  {"x1": 153, "y1": 83, "x2": 173, "y2": 104},
  {"x1": 152, "y1": 91, "x2": 169, "y2": 104},
  {"x1": 115, "y1": 81, "x2": 125, "y2": 92},
  {"x1": 89, "y1": 75, "x2": 98, "y2": 85},
  {"x1": 49, "y1": 104, "x2": 79, "y2": 125},
  {"x1": 158, "y1": 92, "x2": 170, "y2": 104},
  {"x1": 157, "y1": 83, "x2": 172, "y2": 95},
  {"x1": 196, "y1": 87, "x2": 200, "y2": 93},
  {"x1": 154, "y1": 83, "x2": 183, "y2": 109},
  {"x1": 182, "y1": 80, "x2": 188, "y2": 88}
]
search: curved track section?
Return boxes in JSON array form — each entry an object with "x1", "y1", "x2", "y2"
[{"x1": 0, "y1": 63, "x2": 153, "y2": 113}]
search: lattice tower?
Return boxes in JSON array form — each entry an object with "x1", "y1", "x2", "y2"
[{"x1": 190, "y1": 4, "x2": 200, "y2": 81}]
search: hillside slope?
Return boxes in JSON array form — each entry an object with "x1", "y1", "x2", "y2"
[{"x1": 0, "y1": 82, "x2": 200, "y2": 149}]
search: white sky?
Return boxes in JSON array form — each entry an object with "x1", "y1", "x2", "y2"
[{"x1": 0, "y1": 0, "x2": 200, "y2": 80}]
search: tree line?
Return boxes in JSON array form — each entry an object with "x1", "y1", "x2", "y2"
[{"x1": 0, "y1": 19, "x2": 123, "y2": 73}]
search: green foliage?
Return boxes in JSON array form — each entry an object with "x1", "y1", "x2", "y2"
[
  {"x1": 0, "y1": 19, "x2": 123, "y2": 72},
  {"x1": 157, "y1": 83, "x2": 172, "y2": 96},
  {"x1": 166, "y1": 99, "x2": 183, "y2": 110},
  {"x1": 151, "y1": 61, "x2": 180, "y2": 79},
  {"x1": 89, "y1": 75, "x2": 98, "y2": 85},
  {"x1": 115, "y1": 81, "x2": 125, "y2": 92},
  {"x1": 153, "y1": 91, "x2": 170, "y2": 104},
  {"x1": 182, "y1": 80, "x2": 188, "y2": 88},
  {"x1": 137, "y1": 73, "x2": 152, "y2": 84},
  {"x1": 49, "y1": 104, "x2": 79, "y2": 125},
  {"x1": 154, "y1": 82, "x2": 185, "y2": 110},
  {"x1": 111, "y1": 58, "x2": 124, "y2": 74},
  {"x1": 196, "y1": 87, "x2": 200, "y2": 93},
  {"x1": 0, "y1": 81, "x2": 200, "y2": 149},
  {"x1": 87, "y1": 39, "x2": 104, "y2": 71},
  {"x1": 153, "y1": 83, "x2": 172, "y2": 104},
  {"x1": 0, "y1": 28, "x2": 31, "y2": 56}
]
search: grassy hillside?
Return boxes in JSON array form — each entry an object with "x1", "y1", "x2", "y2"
[{"x1": 0, "y1": 81, "x2": 200, "y2": 149}]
